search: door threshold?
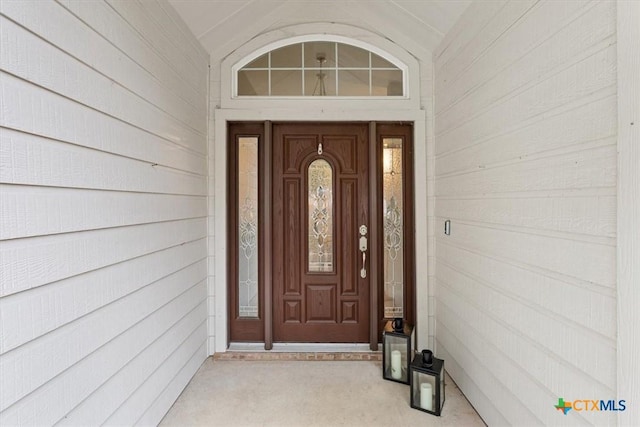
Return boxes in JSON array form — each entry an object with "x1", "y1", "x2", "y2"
[
  {"x1": 228, "y1": 342, "x2": 378, "y2": 353},
  {"x1": 218, "y1": 343, "x2": 382, "y2": 361}
]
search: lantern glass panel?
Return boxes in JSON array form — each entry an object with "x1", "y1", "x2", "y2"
[
  {"x1": 439, "y1": 364, "x2": 445, "y2": 409},
  {"x1": 382, "y1": 321, "x2": 413, "y2": 384},
  {"x1": 383, "y1": 334, "x2": 409, "y2": 383},
  {"x1": 409, "y1": 354, "x2": 445, "y2": 415},
  {"x1": 412, "y1": 371, "x2": 436, "y2": 412}
]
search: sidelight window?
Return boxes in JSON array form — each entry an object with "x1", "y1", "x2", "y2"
[
  {"x1": 383, "y1": 138, "x2": 404, "y2": 318},
  {"x1": 237, "y1": 137, "x2": 259, "y2": 318}
]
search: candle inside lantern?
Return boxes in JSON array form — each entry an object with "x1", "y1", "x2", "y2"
[
  {"x1": 420, "y1": 382, "x2": 433, "y2": 411},
  {"x1": 391, "y1": 350, "x2": 402, "y2": 380}
]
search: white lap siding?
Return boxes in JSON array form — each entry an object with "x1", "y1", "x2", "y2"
[
  {"x1": 0, "y1": 0, "x2": 209, "y2": 425},
  {"x1": 433, "y1": 1, "x2": 617, "y2": 425}
]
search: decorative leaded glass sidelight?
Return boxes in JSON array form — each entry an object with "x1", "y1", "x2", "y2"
[
  {"x1": 383, "y1": 138, "x2": 404, "y2": 318},
  {"x1": 237, "y1": 137, "x2": 259, "y2": 318},
  {"x1": 308, "y1": 159, "x2": 334, "y2": 272}
]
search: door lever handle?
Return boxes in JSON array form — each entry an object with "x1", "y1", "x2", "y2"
[{"x1": 359, "y1": 225, "x2": 367, "y2": 279}]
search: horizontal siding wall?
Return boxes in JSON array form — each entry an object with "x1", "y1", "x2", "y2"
[
  {"x1": 420, "y1": 57, "x2": 436, "y2": 351},
  {"x1": 0, "y1": 0, "x2": 209, "y2": 426},
  {"x1": 433, "y1": 1, "x2": 617, "y2": 425}
]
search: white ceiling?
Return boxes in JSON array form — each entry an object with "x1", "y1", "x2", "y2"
[{"x1": 168, "y1": 0, "x2": 472, "y2": 60}]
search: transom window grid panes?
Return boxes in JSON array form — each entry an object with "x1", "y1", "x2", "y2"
[
  {"x1": 308, "y1": 159, "x2": 334, "y2": 272},
  {"x1": 383, "y1": 138, "x2": 404, "y2": 318},
  {"x1": 237, "y1": 42, "x2": 403, "y2": 97},
  {"x1": 237, "y1": 137, "x2": 259, "y2": 318}
]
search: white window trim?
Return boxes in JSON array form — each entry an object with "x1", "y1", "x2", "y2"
[
  {"x1": 220, "y1": 23, "x2": 421, "y2": 110},
  {"x1": 212, "y1": 108, "x2": 429, "y2": 354},
  {"x1": 232, "y1": 35, "x2": 409, "y2": 99}
]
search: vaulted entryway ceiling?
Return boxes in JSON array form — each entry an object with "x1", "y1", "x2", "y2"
[{"x1": 168, "y1": 0, "x2": 472, "y2": 58}]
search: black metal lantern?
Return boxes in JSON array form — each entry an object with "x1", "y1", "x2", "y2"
[
  {"x1": 382, "y1": 319, "x2": 414, "y2": 384},
  {"x1": 410, "y1": 350, "x2": 445, "y2": 415}
]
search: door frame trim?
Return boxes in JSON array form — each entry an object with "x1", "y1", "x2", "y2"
[
  {"x1": 368, "y1": 122, "x2": 380, "y2": 349},
  {"x1": 263, "y1": 121, "x2": 273, "y2": 350},
  {"x1": 214, "y1": 108, "x2": 429, "y2": 353}
]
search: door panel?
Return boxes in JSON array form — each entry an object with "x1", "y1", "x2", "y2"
[{"x1": 273, "y1": 123, "x2": 369, "y2": 342}]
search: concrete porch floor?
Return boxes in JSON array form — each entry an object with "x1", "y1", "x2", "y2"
[{"x1": 160, "y1": 356, "x2": 486, "y2": 426}]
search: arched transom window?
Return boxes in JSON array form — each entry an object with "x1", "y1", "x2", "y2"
[{"x1": 235, "y1": 41, "x2": 405, "y2": 97}]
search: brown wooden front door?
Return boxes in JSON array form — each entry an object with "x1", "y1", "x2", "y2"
[{"x1": 272, "y1": 123, "x2": 370, "y2": 342}]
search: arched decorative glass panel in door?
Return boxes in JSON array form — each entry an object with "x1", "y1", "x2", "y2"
[
  {"x1": 237, "y1": 41, "x2": 404, "y2": 97},
  {"x1": 308, "y1": 159, "x2": 334, "y2": 272}
]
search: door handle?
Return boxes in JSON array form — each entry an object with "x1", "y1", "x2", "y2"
[{"x1": 359, "y1": 225, "x2": 367, "y2": 278}]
